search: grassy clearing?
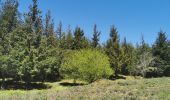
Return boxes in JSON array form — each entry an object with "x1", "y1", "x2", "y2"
[{"x1": 0, "y1": 77, "x2": 170, "y2": 100}]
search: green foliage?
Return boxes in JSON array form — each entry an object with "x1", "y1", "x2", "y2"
[
  {"x1": 135, "y1": 52, "x2": 155, "y2": 77},
  {"x1": 121, "y1": 38, "x2": 136, "y2": 75},
  {"x1": 35, "y1": 43, "x2": 61, "y2": 81},
  {"x1": 72, "y1": 27, "x2": 90, "y2": 50},
  {"x1": 92, "y1": 24, "x2": 101, "y2": 48},
  {"x1": 0, "y1": 0, "x2": 170, "y2": 91},
  {"x1": 105, "y1": 26, "x2": 124, "y2": 77},
  {"x1": 152, "y1": 31, "x2": 170, "y2": 76},
  {"x1": 128, "y1": 37, "x2": 156, "y2": 77},
  {"x1": 0, "y1": 0, "x2": 19, "y2": 88},
  {"x1": 65, "y1": 27, "x2": 73, "y2": 49},
  {"x1": 60, "y1": 49, "x2": 113, "y2": 83},
  {"x1": 164, "y1": 65, "x2": 170, "y2": 76},
  {"x1": 1, "y1": 78, "x2": 170, "y2": 100}
]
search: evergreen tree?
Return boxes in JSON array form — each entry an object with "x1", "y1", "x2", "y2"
[
  {"x1": 152, "y1": 30, "x2": 169, "y2": 76},
  {"x1": 106, "y1": 26, "x2": 124, "y2": 77},
  {"x1": 139, "y1": 35, "x2": 150, "y2": 54},
  {"x1": 60, "y1": 32, "x2": 67, "y2": 49},
  {"x1": 65, "y1": 26, "x2": 73, "y2": 49},
  {"x1": 92, "y1": 24, "x2": 101, "y2": 48},
  {"x1": 35, "y1": 17, "x2": 43, "y2": 48},
  {"x1": 136, "y1": 35, "x2": 151, "y2": 64},
  {"x1": 0, "y1": 0, "x2": 19, "y2": 32},
  {"x1": 82, "y1": 36, "x2": 91, "y2": 49},
  {"x1": 35, "y1": 37, "x2": 61, "y2": 82},
  {"x1": 57, "y1": 21, "x2": 64, "y2": 47},
  {"x1": 17, "y1": 0, "x2": 42, "y2": 84},
  {"x1": 72, "y1": 27, "x2": 86, "y2": 50},
  {"x1": 44, "y1": 10, "x2": 51, "y2": 36},
  {"x1": 0, "y1": 0, "x2": 19, "y2": 89},
  {"x1": 27, "y1": 0, "x2": 42, "y2": 48},
  {"x1": 47, "y1": 20, "x2": 57, "y2": 47},
  {"x1": 121, "y1": 38, "x2": 136, "y2": 75},
  {"x1": 167, "y1": 40, "x2": 170, "y2": 75},
  {"x1": 132, "y1": 36, "x2": 156, "y2": 77},
  {"x1": 44, "y1": 11, "x2": 57, "y2": 47},
  {"x1": 30, "y1": 0, "x2": 39, "y2": 23}
]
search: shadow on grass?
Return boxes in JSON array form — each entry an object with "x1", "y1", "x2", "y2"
[
  {"x1": 59, "y1": 82, "x2": 85, "y2": 86},
  {"x1": 109, "y1": 75, "x2": 126, "y2": 80},
  {"x1": 0, "y1": 80, "x2": 51, "y2": 90}
]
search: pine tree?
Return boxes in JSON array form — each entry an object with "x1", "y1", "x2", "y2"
[
  {"x1": 30, "y1": 0, "x2": 39, "y2": 23},
  {"x1": 0, "y1": 0, "x2": 19, "y2": 33},
  {"x1": 136, "y1": 35, "x2": 151, "y2": 64},
  {"x1": 140, "y1": 35, "x2": 150, "y2": 53},
  {"x1": 134, "y1": 36, "x2": 155, "y2": 77},
  {"x1": 72, "y1": 27, "x2": 85, "y2": 50},
  {"x1": 17, "y1": 0, "x2": 42, "y2": 84},
  {"x1": 57, "y1": 21, "x2": 64, "y2": 47},
  {"x1": 0, "y1": 0, "x2": 19, "y2": 89},
  {"x1": 44, "y1": 10, "x2": 51, "y2": 36},
  {"x1": 167, "y1": 40, "x2": 170, "y2": 73},
  {"x1": 106, "y1": 25, "x2": 124, "y2": 77},
  {"x1": 121, "y1": 38, "x2": 136, "y2": 75},
  {"x1": 27, "y1": 0, "x2": 42, "y2": 48},
  {"x1": 66, "y1": 26, "x2": 73, "y2": 49},
  {"x1": 35, "y1": 17, "x2": 43, "y2": 48},
  {"x1": 47, "y1": 20, "x2": 57, "y2": 47},
  {"x1": 152, "y1": 30, "x2": 169, "y2": 76},
  {"x1": 61, "y1": 32, "x2": 67, "y2": 49},
  {"x1": 92, "y1": 24, "x2": 101, "y2": 48}
]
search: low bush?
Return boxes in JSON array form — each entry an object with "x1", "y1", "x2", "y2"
[{"x1": 60, "y1": 49, "x2": 113, "y2": 83}]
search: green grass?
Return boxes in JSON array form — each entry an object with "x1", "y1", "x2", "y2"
[{"x1": 1, "y1": 77, "x2": 170, "y2": 100}]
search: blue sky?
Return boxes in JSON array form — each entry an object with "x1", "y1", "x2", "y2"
[{"x1": 18, "y1": 0, "x2": 170, "y2": 45}]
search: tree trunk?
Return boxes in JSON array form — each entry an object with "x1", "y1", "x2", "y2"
[
  {"x1": 115, "y1": 68, "x2": 119, "y2": 78},
  {"x1": 1, "y1": 77, "x2": 5, "y2": 90}
]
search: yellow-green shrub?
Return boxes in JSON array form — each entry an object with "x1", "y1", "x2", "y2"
[{"x1": 60, "y1": 49, "x2": 113, "y2": 83}]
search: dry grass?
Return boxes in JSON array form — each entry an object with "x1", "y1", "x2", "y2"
[{"x1": 1, "y1": 77, "x2": 170, "y2": 100}]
